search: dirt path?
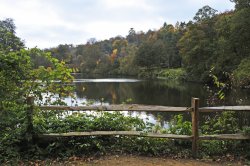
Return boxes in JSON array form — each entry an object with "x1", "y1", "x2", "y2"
[{"x1": 55, "y1": 155, "x2": 244, "y2": 166}]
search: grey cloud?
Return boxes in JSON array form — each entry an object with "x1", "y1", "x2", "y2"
[{"x1": 1, "y1": 0, "x2": 234, "y2": 48}]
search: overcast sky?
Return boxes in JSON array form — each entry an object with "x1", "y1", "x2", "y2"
[{"x1": 0, "y1": 0, "x2": 234, "y2": 49}]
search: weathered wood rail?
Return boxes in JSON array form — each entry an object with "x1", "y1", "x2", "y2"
[
  {"x1": 39, "y1": 105, "x2": 192, "y2": 112},
  {"x1": 27, "y1": 97, "x2": 250, "y2": 158}
]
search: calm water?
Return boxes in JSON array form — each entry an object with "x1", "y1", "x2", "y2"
[
  {"x1": 62, "y1": 76, "x2": 250, "y2": 126},
  {"x1": 68, "y1": 76, "x2": 250, "y2": 107}
]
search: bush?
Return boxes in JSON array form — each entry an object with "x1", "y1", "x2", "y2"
[
  {"x1": 233, "y1": 57, "x2": 250, "y2": 88},
  {"x1": 157, "y1": 68, "x2": 186, "y2": 80}
]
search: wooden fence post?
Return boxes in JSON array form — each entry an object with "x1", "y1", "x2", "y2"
[
  {"x1": 191, "y1": 98, "x2": 199, "y2": 158},
  {"x1": 27, "y1": 96, "x2": 34, "y2": 143}
]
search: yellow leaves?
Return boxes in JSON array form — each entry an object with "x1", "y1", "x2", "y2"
[
  {"x1": 72, "y1": 67, "x2": 79, "y2": 73},
  {"x1": 46, "y1": 67, "x2": 52, "y2": 72},
  {"x1": 109, "y1": 49, "x2": 118, "y2": 64},
  {"x1": 113, "y1": 49, "x2": 118, "y2": 55},
  {"x1": 96, "y1": 59, "x2": 101, "y2": 65},
  {"x1": 112, "y1": 39, "x2": 128, "y2": 49},
  {"x1": 148, "y1": 33, "x2": 157, "y2": 41},
  {"x1": 61, "y1": 60, "x2": 65, "y2": 65}
]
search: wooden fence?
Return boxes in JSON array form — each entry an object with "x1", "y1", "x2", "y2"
[{"x1": 27, "y1": 97, "x2": 250, "y2": 158}]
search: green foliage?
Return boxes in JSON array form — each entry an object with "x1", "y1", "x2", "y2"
[
  {"x1": 134, "y1": 23, "x2": 182, "y2": 70},
  {"x1": 49, "y1": 44, "x2": 74, "y2": 64},
  {"x1": 243, "y1": 126, "x2": 250, "y2": 136},
  {"x1": 205, "y1": 67, "x2": 231, "y2": 106},
  {"x1": 197, "y1": 107, "x2": 249, "y2": 157},
  {"x1": 199, "y1": 110, "x2": 250, "y2": 158},
  {"x1": 28, "y1": 3, "x2": 250, "y2": 84},
  {"x1": 19, "y1": 110, "x2": 192, "y2": 159},
  {"x1": 137, "y1": 68, "x2": 158, "y2": 78},
  {"x1": 2, "y1": 100, "x2": 249, "y2": 163},
  {"x1": 137, "y1": 68, "x2": 186, "y2": 80},
  {"x1": 233, "y1": 57, "x2": 250, "y2": 88},
  {"x1": 201, "y1": 111, "x2": 239, "y2": 134},
  {"x1": 0, "y1": 48, "x2": 74, "y2": 161},
  {"x1": 0, "y1": 19, "x2": 74, "y2": 162},
  {"x1": 0, "y1": 50, "x2": 31, "y2": 101},
  {"x1": 135, "y1": 39, "x2": 163, "y2": 68},
  {"x1": 178, "y1": 4, "x2": 250, "y2": 84},
  {"x1": 200, "y1": 140, "x2": 240, "y2": 156},
  {"x1": 34, "y1": 111, "x2": 146, "y2": 133},
  {"x1": 0, "y1": 18, "x2": 24, "y2": 52},
  {"x1": 42, "y1": 23, "x2": 183, "y2": 78},
  {"x1": 230, "y1": 0, "x2": 250, "y2": 10},
  {"x1": 117, "y1": 45, "x2": 139, "y2": 75},
  {"x1": 193, "y1": 5, "x2": 217, "y2": 23},
  {"x1": 168, "y1": 114, "x2": 192, "y2": 135},
  {"x1": 157, "y1": 68, "x2": 186, "y2": 80},
  {"x1": 178, "y1": 9, "x2": 217, "y2": 82}
]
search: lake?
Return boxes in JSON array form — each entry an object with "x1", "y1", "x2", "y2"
[
  {"x1": 62, "y1": 76, "x2": 250, "y2": 126},
  {"x1": 66, "y1": 76, "x2": 250, "y2": 107}
]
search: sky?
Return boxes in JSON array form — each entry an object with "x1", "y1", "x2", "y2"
[{"x1": 0, "y1": 0, "x2": 234, "y2": 49}]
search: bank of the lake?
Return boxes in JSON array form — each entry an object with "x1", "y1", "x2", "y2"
[{"x1": 137, "y1": 68, "x2": 186, "y2": 81}]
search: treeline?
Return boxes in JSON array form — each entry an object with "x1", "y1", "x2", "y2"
[
  {"x1": 44, "y1": 22, "x2": 183, "y2": 76},
  {"x1": 39, "y1": 0, "x2": 249, "y2": 87}
]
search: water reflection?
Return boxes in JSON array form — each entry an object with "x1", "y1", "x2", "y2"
[
  {"x1": 74, "y1": 79, "x2": 250, "y2": 106},
  {"x1": 74, "y1": 78, "x2": 140, "y2": 83},
  {"x1": 74, "y1": 79, "x2": 210, "y2": 107},
  {"x1": 63, "y1": 77, "x2": 250, "y2": 127}
]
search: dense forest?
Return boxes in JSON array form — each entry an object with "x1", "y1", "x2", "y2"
[{"x1": 33, "y1": 0, "x2": 250, "y2": 88}]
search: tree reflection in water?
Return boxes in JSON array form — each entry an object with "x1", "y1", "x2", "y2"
[{"x1": 64, "y1": 77, "x2": 250, "y2": 127}]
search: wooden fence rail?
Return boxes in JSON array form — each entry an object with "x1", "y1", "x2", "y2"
[
  {"x1": 27, "y1": 97, "x2": 250, "y2": 158},
  {"x1": 39, "y1": 105, "x2": 192, "y2": 112}
]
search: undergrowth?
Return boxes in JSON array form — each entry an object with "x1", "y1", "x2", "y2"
[{"x1": 1, "y1": 108, "x2": 249, "y2": 164}]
